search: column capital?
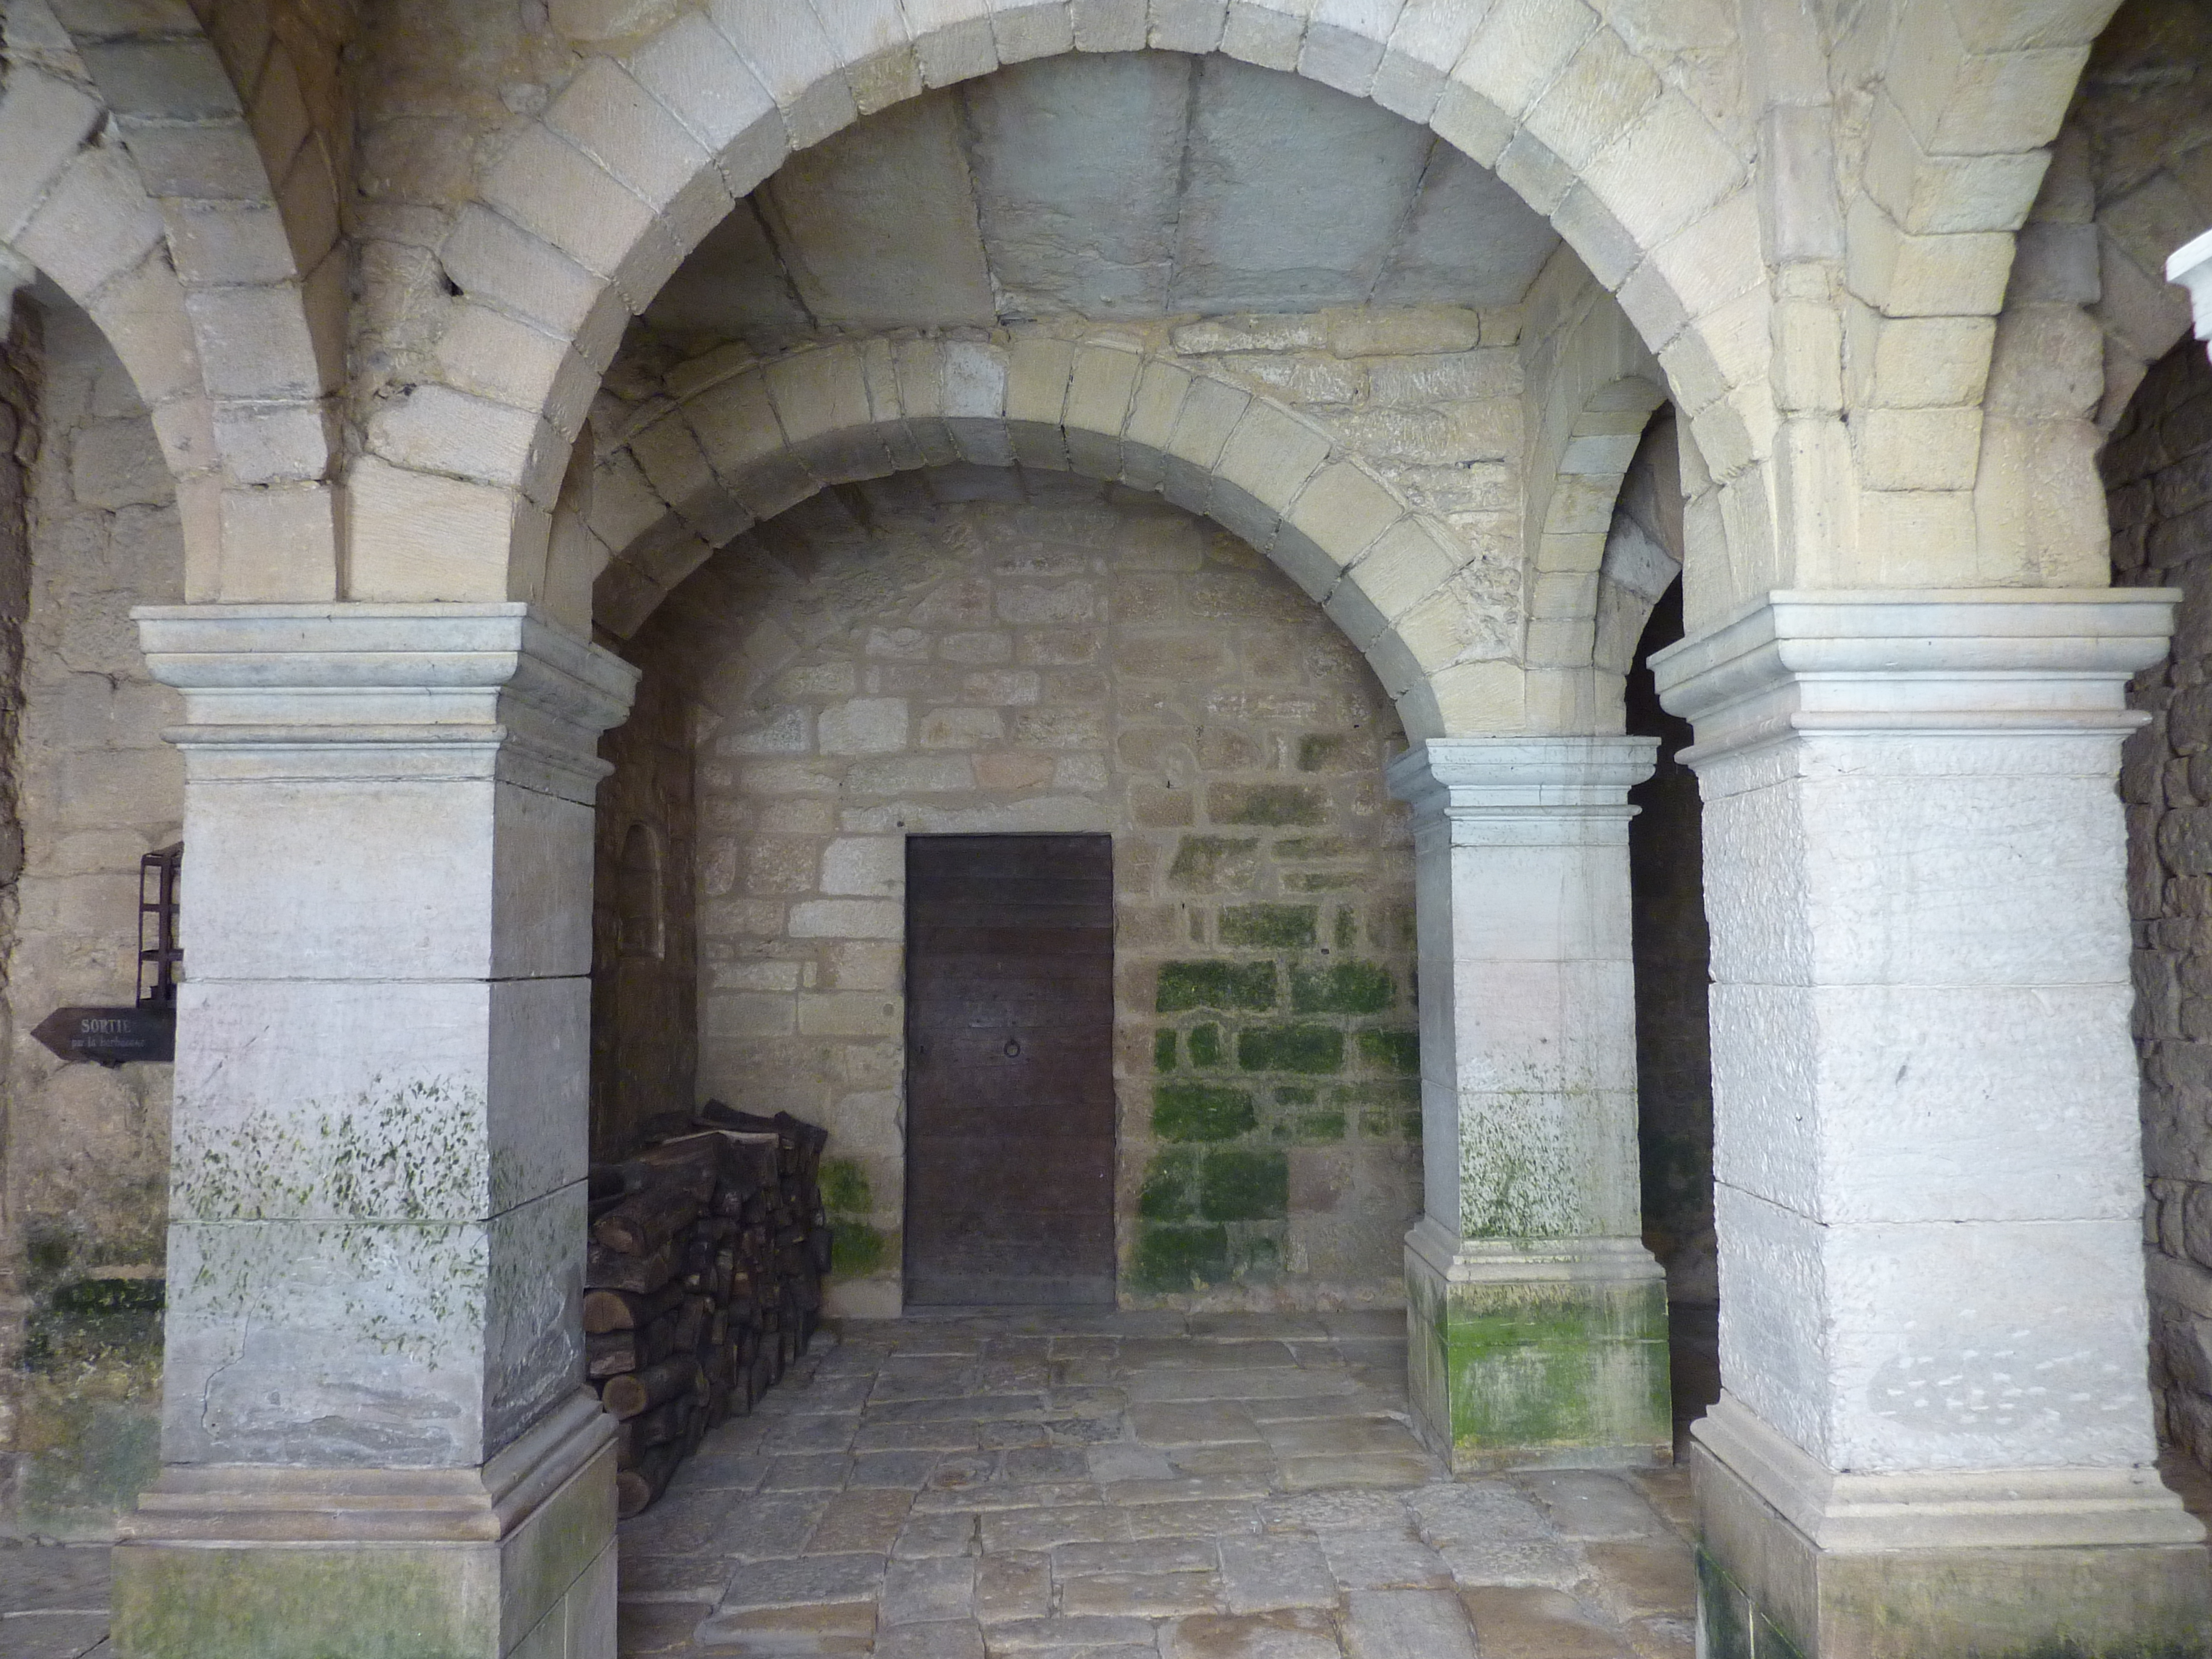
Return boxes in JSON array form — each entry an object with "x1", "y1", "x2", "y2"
[
  {"x1": 2169, "y1": 226, "x2": 2212, "y2": 358},
  {"x1": 1651, "y1": 588, "x2": 2177, "y2": 765},
  {"x1": 133, "y1": 602, "x2": 640, "y2": 803},
  {"x1": 1384, "y1": 735, "x2": 1658, "y2": 819}
]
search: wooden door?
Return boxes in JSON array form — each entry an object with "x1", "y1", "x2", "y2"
[{"x1": 904, "y1": 833, "x2": 1116, "y2": 1305}]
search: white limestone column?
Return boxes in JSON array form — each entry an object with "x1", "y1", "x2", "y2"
[
  {"x1": 1655, "y1": 591, "x2": 2211, "y2": 1655},
  {"x1": 1386, "y1": 737, "x2": 1670, "y2": 1470},
  {"x1": 110, "y1": 605, "x2": 637, "y2": 1659}
]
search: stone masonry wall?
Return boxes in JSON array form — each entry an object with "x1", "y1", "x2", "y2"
[
  {"x1": 0, "y1": 293, "x2": 184, "y2": 1537},
  {"x1": 0, "y1": 300, "x2": 38, "y2": 1529},
  {"x1": 2113, "y1": 334, "x2": 2212, "y2": 1469},
  {"x1": 629, "y1": 467, "x2": 1421, "y2": 1318}
]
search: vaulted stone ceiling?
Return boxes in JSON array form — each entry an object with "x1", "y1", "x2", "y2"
[{"x1": 637, "y1": 51, "x2": 1561, "y2": 356}]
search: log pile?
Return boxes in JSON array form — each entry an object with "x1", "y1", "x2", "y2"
[{"x1": 586, "y1": 1101, "x2": 831, "y2": 1517}]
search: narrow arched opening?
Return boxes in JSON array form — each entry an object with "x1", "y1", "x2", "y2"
[{"x1": 0, "y1": 278, "x2": 186, "y2": 1539}]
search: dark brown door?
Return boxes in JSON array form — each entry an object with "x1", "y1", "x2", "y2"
[{"x1": 905, "y1": 833, "x2": 1116, "y2": 1305}]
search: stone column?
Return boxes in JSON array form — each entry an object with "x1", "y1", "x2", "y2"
[
  {"x1": 109, "y1": 605, "x2": 638, "y2": 1659},
  {"x1": 1654, "y1": 591, "x2": 2211, "y2": 1656},
  {"x1": 1386, "y1": 736, "x2": 1670, "y2": 1471}
]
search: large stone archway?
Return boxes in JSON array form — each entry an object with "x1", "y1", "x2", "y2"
[{"x1": 22, "y1": 0, "x2": 2208, "y2": 1651}]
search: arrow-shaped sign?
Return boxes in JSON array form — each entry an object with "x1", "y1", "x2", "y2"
[{"x1": 33, "y1": 1005, "x2": 174, "y2": 1067}]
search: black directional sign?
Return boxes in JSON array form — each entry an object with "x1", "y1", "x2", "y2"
[{"x1": 33, "y1": 1005, "x2": 175, "y2": 1067}]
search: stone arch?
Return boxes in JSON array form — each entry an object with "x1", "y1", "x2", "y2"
[
  {"x1": 1526, "y1": 376, "x2": 1670, "y2": 729},
  {"x1": 1932, "y1": 0, "x2": 2212, "y2": 595},
  {"x1": 0, "y1": 0, "x2": 343, "y2": 600},
  {"x1": 360, "y1": 1, "x2": 1771, "y2": 626},
  {"x1": 1516, "y1": 262, "x2": 1667, "y2": 728},
  {"x1": 1595, "y1": 407, "x2": 1684, "y2": 692},
  {"x1": 1801, "y1": 0, "x2": 2128, "y2": 595},
  {"x1": 1993, "y1": 0, "x2": 2212, "y2": 434},
  {"x1": 583, "y1": 335, "x2": 1520, "y2": 739}
]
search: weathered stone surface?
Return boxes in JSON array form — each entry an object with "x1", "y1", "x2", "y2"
[
  {"x1": 1339, "y1": 1588, "x2": 1479, "y2": 1659},
  {"x1": 876, "y1": 1618, "x2": 990, "y2": 1659},
  {"x1": 1316, "y1": 1529, "x2": 1453, "y2": 1591},
  {"x1": 1457, "y1": 1586, "x2": 1626, "y2": 1659},
  {"x1": 717, "y1": 1552, "x2": 890, "y2": 1610},
  {"x1": 1219, "y1": 1534, "x2": 1339, "y2": 1612},
  {"x1": 882, "y1": 1555, "x2": 978, "y2": 1625},
  {"x1": 1057, "y1": 1569, "x2": 1223, "y2": 1616},
  {"x1": 669, "y1": 475, "x2": 1418, "y2": 1316},
  {"x1": 974, "y1": 1551, "x2": 1051, "y2": 1623},
  {"x1": 1164, "y1": 1608, "x2": 1342, "y2": 1659}
]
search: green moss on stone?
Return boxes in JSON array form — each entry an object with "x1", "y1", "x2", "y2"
[
  {"x1": 1285, "y1": 872, "x2": 1362, "y2": 891},
  {"x1": 1296, "y1": 1111, "x2": 1348, "y2": 1142},
  {"x1": 1131, "y1": 1222, "x2": 1230, "y2": 1290},
  {"x1": 47, "y1": 1278, "x2": 164, "y2": 1315},
  {"x1": 1439, "y1": 1278, "x2": 1671, "y2": 1456},
  {"x1": 1297, "y1": 734, "x2": 1346, "y2": 771},
  {"x1": 1169, "y1": 836, "x2": 1260, "y2": 891},
  {"x1": 23, "y1": 1225, "x2": 74, "y2": 1289},
  {"x1": 1153, "y1": 1082, "x2": 1258, "y2": 1142},
  {"x1": 1201, "y1": 1150, "x2": 1289, "y2": 1221},
  {"x1": 819, "y1": 1158, "x2": 872, "y2": 1215},
  {"x1": 1334, "y1": 908, "x2": 1358, "y2": 949},
  {"x1": 1278, "y1": 835, "x2": 1355, "y2": 859},
  {"x1": 1238, "y1": 1025, "x2": 1345, "y2": 1074},
  {"x1": 1157, "y1": 960, "x2": 1276, "y2": 1012},
  {"x1": 1292, "y1": 961, "x2": 1395, "y2": 1014},
  {"x1": 1153, "y1": 1028, "x2": 1179, "y2": 1072},
  {"x1": 1333, "y1": 1080, "x2": 1421, "y2": 1107},
  {"x1": 1138, "y1": 1150, "x2": 1197, "y2": 1221},
  {"x1": 1211, "y1": 783, "x2": 1327, "y2": 825},
  {"x1": 831, "y1": 1222, "x2": 888, "y2": 1276},
  {"x1": 16, "y1": 1274, "x2": 164, "y2": 1538},
  {"x1": 1359, "y1": 1028, "x2": 1421, "y2": 1073},
  {"x1": 1275, "y1": 1085, "x2": 1316, "y2": 1105},
  {"x1": 1230, "y1": 1228, "x2": 1285, "y2": 1276},
  {"x1": 113, "y1": 1538, "x2": 518, "y2": 1659},
  {"x1": 1188, "y1": 1024, "x2": 1224, "y2": 1067},
  {"x1": 1220, "y1": 903, "x2": 1317, "y2": 948},
  {"x1": 18, "y1": 1396, "x2": 158, "y2": 1538}
]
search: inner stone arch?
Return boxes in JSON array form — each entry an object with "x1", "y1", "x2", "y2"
[
  {"x1": 594, "y1": 461, "x2": 1424, "y2": 1317},
  {"x1": 575, "y1": 50, "x2": 1672, "y2": 740}
]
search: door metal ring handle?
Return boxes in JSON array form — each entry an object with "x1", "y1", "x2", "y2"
[{"x1": 1004, "y1": 1037, "x2": 1022, "y2": 1058}]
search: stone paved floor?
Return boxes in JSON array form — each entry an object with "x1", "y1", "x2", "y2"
[
  {"x1": 0, "y1": 1540, "x2": 109, "y2": 1658},
  {"x1": 14, "y1": 1309, "x2": 2212, "y2": 1657},
  {"x1": 616, "y1": 1310, "x2": 1700, "y2": 1658},
  {"x1": 0, "y1": 1306, "x2": 1715, "y2": 1659}
]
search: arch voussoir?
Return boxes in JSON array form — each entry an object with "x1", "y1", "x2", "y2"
[
  {"x1": 355, "y1": 0, "x2": 1774, "y2": 637},
  {"x1": 1, "y1": 1, "x2": 346, "y2": 599},
  {"x1": 583, "y1": 335, "x2": 1535, "y2": 739}
]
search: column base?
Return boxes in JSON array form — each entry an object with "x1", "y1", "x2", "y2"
[
  {"x1": 1694, "y1": 1395, "x2": 2212, "y2": 1658},
  {"x1": 111, "y1": 1391, "x2": 617, "y2": 1659},
  {"x1": 1404, "y1": 1219, "x2": 1671, "y2": 1472}
]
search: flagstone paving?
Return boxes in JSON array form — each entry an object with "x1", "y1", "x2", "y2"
[
  {"x1": 12, "y1": 1308, "x2": 2212, "y2": 1657},
  {"x1": 617, "y1": 1310, "x2": 1701, "y2": 1659}
]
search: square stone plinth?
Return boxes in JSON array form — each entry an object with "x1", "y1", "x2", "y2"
[
  {"x1": 1693, "y1": 1401, "x2": 2212, "y2": 1658},
  {"x1": 111, "y1": 1396, "x2": 615, "y2": 1659},
  {"x1": 1406, "y1": 1231, "x2": 1671, "y2": 1472}
]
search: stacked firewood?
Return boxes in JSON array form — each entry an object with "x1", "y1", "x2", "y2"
[{"x1": 585, "y1": 1101, "x2": 831, "y2": 1517}]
